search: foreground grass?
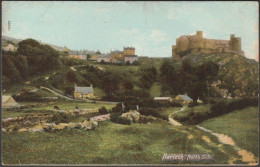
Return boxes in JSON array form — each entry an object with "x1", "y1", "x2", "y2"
[
  {"x1": 2, "y1": 120, "x2": 235, "y2": 164},
  {"x1": 200, "y1": 107, "x2": 259, "y2": 157}
]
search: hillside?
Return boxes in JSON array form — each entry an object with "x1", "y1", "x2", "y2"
[{"x1": 182, "y1": 53, "x2": 259, "y2": 97}]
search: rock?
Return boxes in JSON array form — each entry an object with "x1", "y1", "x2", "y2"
[
  {"x1": 68, "y1": 122, "x2": 82, "y2": 129},
  {"x1": 2, "y1": 128, "x2": 6, "y2": 133},
  {"x1": 53, "y1": 124, "x2": 65, "y2": 131},
  {"x1": 18, "y1": 128, "x2": 28, "y2": 132},
  {"x1": 120, "y1": 110, "x2": 140, "y2": 124},
  {"x1": 90, "y1": 120, "x2": 98, "y2": 128},
  {"x1": 43, "y1": 123, "x2": 55, "y2": 132},
  {"x1": 68, "y1": 122, "x2": 77, "y2": 129},
  {"x1": 74, "y1": 123, "x2": 83, "y2": 129},
  {"x1": 32, "y1": 129, "x2": 44, "y2": 132},
  {"x1": 59, "y1": 123, "x2": 69, "y2": 128},
  {"x1": 81, "y1": 120, "x2": 93, "y2": 130}
]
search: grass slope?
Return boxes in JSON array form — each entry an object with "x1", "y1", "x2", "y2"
[
  {"x1": 200, "y1": 107, "x2": 259, "y2": 156},
  {"x1": 2, "y1": 120, "x2": 238, "y2": 164}
]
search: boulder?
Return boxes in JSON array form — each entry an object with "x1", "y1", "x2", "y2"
[
  {"x1": 18, "y1": 128, "x2": 28, "y2": 132},
  {"x1": 43, "y1": 123, "x2": 56, "y2": 132},
  {"x1": 90, "y1": 120, "x2": 98, "y2": 128},
  {"x1": 68, "y1": 122, "x2": 77, "y2": 129},
  {"x1": 120, "y1": 110, "x2": 140, "y2": 124},
  {"x1": 68, "y1": 122, "x2": 82, "y2": 129},
  {"x1": 53, "y1": 124, "x2": 65, "y2": 131},
  {"x1": 81, "y1": 120, "x2": 93, "y2": 130}
]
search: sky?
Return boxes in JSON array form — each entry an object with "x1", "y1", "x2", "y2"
[{"x1": 2, "y1": 1, "x2": 259, "y2": 60}]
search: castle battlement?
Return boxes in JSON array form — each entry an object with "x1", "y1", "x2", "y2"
[{"x1": 172, "y1": 31, "x2": 244, "y2": 58}]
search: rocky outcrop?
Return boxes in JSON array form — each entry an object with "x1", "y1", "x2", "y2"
[{"x1": 120, "y1": 110, "x2": 140, "y2": 124}]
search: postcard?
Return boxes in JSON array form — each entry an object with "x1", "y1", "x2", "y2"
[{"x1": 1, "y1": 1, "x2": 259, "y2": 166}]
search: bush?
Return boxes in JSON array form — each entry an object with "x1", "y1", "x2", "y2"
[
  {"x1": 111, "y1": 104, "x2": 123, "y2": 113},
  {"x1": 188, "y1": 101, "x2": 199, "y2": 107},
  {"x1": 48, "y1": 112, "x2": 77, "y2": 124},
  {"x1": 139, "y1": 107, "x2": 168, "y2": 120},
  {"x1": 99, "y1": 106, "x2": 108, "y2": 114}
]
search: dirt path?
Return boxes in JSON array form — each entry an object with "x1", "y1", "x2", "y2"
[
  {"x1": 196, "y1": 125, "x2": 258, "y2": 165},
  {"x1": 167, "y1": 106, "x2": 258, "y2": 165},
  {"x1": 40, "y1": 86, "x2": 74, "y2": 100},
  {"x1": 168, "y1": 106, "x2": 186, "y2": 126}
]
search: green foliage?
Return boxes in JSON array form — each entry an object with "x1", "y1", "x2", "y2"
[
  {"x1": 48, "y1": 112, "x2": 77, "y2": 124},
  {"x1": 2, "y1": 38, "x2": 61, "y2": 83},
  {"x1": 139, "y1": 66, "x2": 157, "y2": 89},
  {"x1": 174, "y1": 97, "x2": 258, "y2": 125},
  {"x1": 64, "y1": 86, "x2": 74, "y2": 96},
  {"x1": 66, "y1": 71, "x2": 77, "y2": 83},
  {"x1": 98, "y1": 106, "x2": 108, "y2": 114}
]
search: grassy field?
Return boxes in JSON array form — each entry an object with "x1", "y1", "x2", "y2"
[
  {"x1": 149, "y1": 82, "x2": 162, "y2": 97},
  {"x1": 200, "y1": 107, "x2": 259, "y2": 157},
  {"x1": 2, "y1": 120, "x2": 239, "y2": 164}
]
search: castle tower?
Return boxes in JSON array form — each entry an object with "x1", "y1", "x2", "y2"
[
  {"x1": 196, "y1": 31, "x2": 203, "y2": 40},
  {"x1": 229, "y1": 34, "x2": 241, "y2": 51}
]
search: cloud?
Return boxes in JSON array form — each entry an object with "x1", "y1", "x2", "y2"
[
  {"x1": 40, "y1": 13, "x2": 53, "y2": 22},
  {"x1": 116, "y1": 28, "x2": 170, "y2": 57},
  {"x1": 168, "y1": 9, "x2": 181, "y2": 20},
  {"x1": 150, "y1": 29, "x2": 167, "y2": 43}
]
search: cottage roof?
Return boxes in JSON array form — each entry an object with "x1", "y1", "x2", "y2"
[
  {"x1": 2, "y1": 96, "x2": 12, "y2": 103},
  {"x1": 177, "y1": 95, "x2": 193, "y2": 101},
  {"x1": 98, "y1": 54, "x2": 110, "y2": 58},
  {"x1": 75, "y1": 86, "x2": 94, "y2": 94},
  {"x1": 125, "y1": 55, "x2": 138, "y2": 57},
  {"x1": 154, "y1": 97, "x2": 171, "y2": 100}
]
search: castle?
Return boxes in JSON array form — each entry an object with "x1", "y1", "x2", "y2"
[{"x1": 172, "y1": 31, "x2": 244, "y2": 58}]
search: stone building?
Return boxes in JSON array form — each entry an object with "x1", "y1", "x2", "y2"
[
  {"x1": 124, "y1": 55, "x2": 138, "y2": 64},
  {"x1": 3, "y1": 44, "x2": 17, "y2": 51},
  {"x1": 124, "y1": 47, "x2": 135, "y2": 56},
  {"x1": 110, "y1": 50, "x2": 124, "y2": 62},
  {"x1": 97, "y1": 54, "x2": 111, "y2": 63},
  {"x1": 172, "y1": 31, "x2": 244, "y2": 58},
  {"x1": 74, "y1": 84, "x2": 94, "y2": 99}
]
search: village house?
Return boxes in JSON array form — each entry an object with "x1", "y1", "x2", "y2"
[
  {"x1": 68, "y1": 53, "x2": 87, "y2": 60},
  {"x1": 74, "y1": 84, "x2": 94, "y2": 99},
  {"x1": 3, "y1": 44, "x2": 17, "y2": 51},
  {"x1": 97, "y1": 54, "x2": 111, "y2": 63},
  {"x1": 175, "y1": 94, "x2": 193, "y2": 104},
  {"x1": 2, "y1": 95, "x2": 20, "y2": 108},
  {"x1": 154, "y1": 97, "x2": 173, "y2": 102},
  {"x1": 124, "y1": 55, "x2": 138, "y2": 64}
]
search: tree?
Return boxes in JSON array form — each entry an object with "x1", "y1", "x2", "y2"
[
  {"x1": 66, "y1": 71, "x2": 77, "y2": 83},
  {"x1": 139, "y1": 66, "x2": 157, "y2": 89},
  {"x1": 122, "y1": 79, "x2": 134, "y2": 90},
  {"x1": 87, "y1": 54, "x2": 91, "y2": 60},
  {"x1": 101, "y1": 72, "x2": 121, "y2": 96}
]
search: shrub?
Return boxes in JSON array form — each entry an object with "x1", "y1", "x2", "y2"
[
  {"x1": 139, "y1": 107, "x2": 168, "y2": 120},
  {"x1": 111, "y1": 104, "x2": 123, "y2": 113},
  {"x1": 99, "y1": 106, "x2": 108, "y2": 114},
  {"x1": 188, "y1": 101, "x2": 199, "y2": 107},
  {"x1": 48, "y1": 112, "x2": 76, "y2": 124}
]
